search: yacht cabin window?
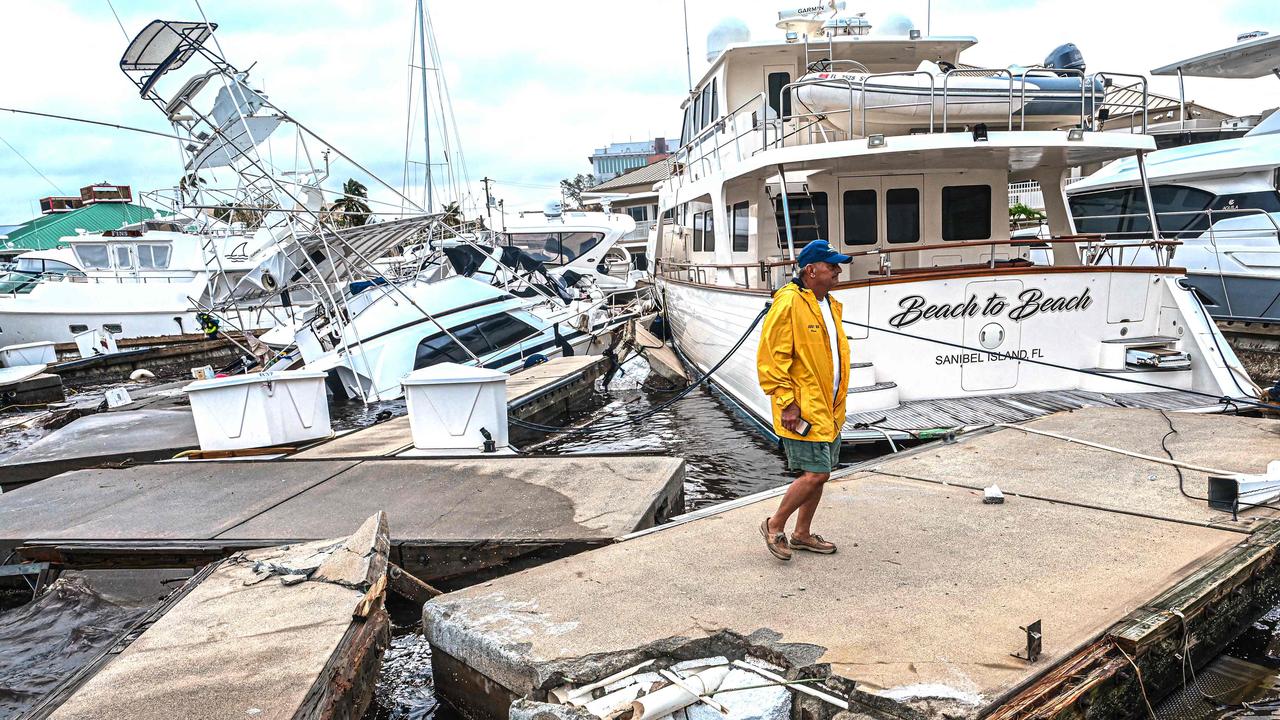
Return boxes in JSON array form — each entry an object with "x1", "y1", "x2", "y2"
[
  {"x1": 886, "y1": 188, "x2": 921, "y2": 244},
  {"x1": 74, "y1": 244, "x2": 111, "y2": 270},
  {"x1": 137, "y1": 244, "x2": 172, "y2": 269},
  {"x1": 732, "y1": 202, "x2": 750, "y2": 252},
  {"x1": 842, "y1": 190, "x2": 876, "y2": 245},
  {"x1": 773, "y1": 192, "x2": 828, "y2": 248},
  {"x1": 113, "y1": 245, "x2": 134, "y2": 269},
  {"x1": 413, "y1": 315, "x2": 539, "y2": 369},
  {"x1": 941, "y1": 185, "x2": 992, "y2": 241},
  {"x1": 1069, "y1": 185, "x2": 1280, "y2": 238},
  {"x1": 693, "y1": 211, "x2": 705, "y2": 252}
]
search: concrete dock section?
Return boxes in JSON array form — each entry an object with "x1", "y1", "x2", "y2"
[
  {"x1": 422, "y1": 408, "x2": 1280, "y2": 719},
  {"x1": 0, "y1": 455, "x2": 683, "y2": 586}
]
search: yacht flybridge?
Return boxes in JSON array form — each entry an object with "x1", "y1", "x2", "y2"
[{"x1": 652, "y1": 7, "x2": 1259, "y2": 443}]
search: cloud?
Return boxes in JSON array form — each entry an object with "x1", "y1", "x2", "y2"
[{"x1": 0, "y1": 0, "x2": 1275, "y2": 225}]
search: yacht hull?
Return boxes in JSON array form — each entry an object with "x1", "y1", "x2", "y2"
[{"x1": 658, "y1": 266, "x2": 1255, "y2": 443}]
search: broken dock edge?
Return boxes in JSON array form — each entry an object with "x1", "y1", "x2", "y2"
[
  {"x1": 989, "y1": 519, "x2": 1280, "y2": 720},
  {"x1": 427, "y1": 518, "x2": 1280, "y2": 720}
]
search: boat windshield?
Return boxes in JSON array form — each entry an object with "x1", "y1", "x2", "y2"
[
  {"x1": 0, "y1": 270, "x2": 40, "y2": 294},
  {"x1": 500, "y1": 232, "x2": 604, "y2": 265}
]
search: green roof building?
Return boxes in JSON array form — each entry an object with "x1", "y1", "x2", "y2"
[{"x1": 1, "y1": 202, "x2": 162, "y2": 252}]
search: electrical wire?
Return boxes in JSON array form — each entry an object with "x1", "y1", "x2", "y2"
[
  {"x1": 509, "y1": 305, "x2": 769, "y2": 436},
  {"x1": 838, "y1": 317, "x2": 1280, "y2": 414},
  {"x1": 0, "y1": 132, "x2": 65, "y2": 195}
]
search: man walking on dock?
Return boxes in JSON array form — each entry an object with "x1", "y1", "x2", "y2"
[{"x1": 757, "y1": 239, "x2": 851, "y2": 561}]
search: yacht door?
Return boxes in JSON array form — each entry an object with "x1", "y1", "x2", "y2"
[
  {"x1": 881, "y1": 176, "x2": 924, "y2": 272},
  {"x1": 837, "y1": 177, "x2": 880, "y2": 279},
  {"x1": 960, "y1": 279, "x2": 1024, "y2": 392},
  {"x1": 110, "y1": 243, "x2": 138, "y2": 281},
  {"x1": 763, "y1": 64, "x2": 794, "y2": 147}
]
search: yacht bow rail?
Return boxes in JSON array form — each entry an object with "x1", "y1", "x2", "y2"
[
  {"x1": 655, "y1": 234, "x2": 1182, "y2": 291},
  {"x1": 669, "y1": 68, "x2": 1147, "y2": 190}
]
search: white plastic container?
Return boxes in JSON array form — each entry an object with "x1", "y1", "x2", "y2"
[
  {"x1": 0, "y1": 341, "x2": 57, "y2": 368},
  {"x1": 74, "y1": 328, "x2": 119, "y2": 358},
  {"x1": 401, "y1": 363, "x2": 509, "y2": 455},
  {"x1": 183, "y1": 370, "x2": 331, "y2": 451}
]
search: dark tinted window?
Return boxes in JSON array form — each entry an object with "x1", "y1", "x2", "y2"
[
  {"x1": 701, "y1": 84, "x2": 712, "y2": 128},
  {"x1": 709, "y1": 79, "x2": 718, "y2": 127},
  {"x1": 1217, "y1": 191, "x2": 1280, "y2": 213},
  {"x1": 886, "y1": 188, "x2": 921, "y2": 244},
  {"x1": 941, "y1": 185, "x2": 991, "y2": 241},
  {"x1": 1128, "y1": 185, "x2": 1214, "y2": 236},
  {"x1": 693, "y1": 211, "x2": 705, "y2": 252},
  {"x1": 703, "y1": 209, "x2": 716, "y2": 251},
  {"x1": 414, "y1": 333, "x2": 470, "y2": 368},
  {"x1": 1069, "y1": 190, "x2": 1131, "y2": 235},
  {"x1": 773, "y1": 192, "x2": 829, "y2": 248},
  {"x1": 476, "y1": 315, "x2": 538, "y2": 348},
  {"x1": 842, "y1": 189, "x2": 876, "y2": 245},
  {"x1": 732, "y1": 202, "x2": 749, "y2": 252},
  {"x1": 768, "y1": 72, "x2": 792, "y2": 118}
]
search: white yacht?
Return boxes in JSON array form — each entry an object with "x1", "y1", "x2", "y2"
[
  {"x1": 496, "y1": 204, "x2": 647, "y2": 301},
  {"x1": 651, "y1": 8, "x2": 1258, "y2": 444},
  {"x1": 0, "y1": 218, "x2": 297, "y2": 346},
  {"x1": 1067, "y1": 32, "x2": 1280, "y2": 323}
]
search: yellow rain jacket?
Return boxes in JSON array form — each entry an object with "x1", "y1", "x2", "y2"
[{"x1": 756, "y1": 280, "x2": 850, "y2": 443}]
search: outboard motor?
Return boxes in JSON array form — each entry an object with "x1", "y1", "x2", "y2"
[{"x1": 1044, "y1": 43, "x2": 1085, "y2": 76}]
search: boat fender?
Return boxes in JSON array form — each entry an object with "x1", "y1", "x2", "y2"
[{"x1": 129, "y1": 369, "x2": 155, "y2": 381}]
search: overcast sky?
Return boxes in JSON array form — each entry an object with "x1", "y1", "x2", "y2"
[{"x1": 0, "y1": 0, "x2": 1277, "y2": 224}]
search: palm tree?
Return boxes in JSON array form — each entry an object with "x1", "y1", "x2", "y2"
[
  {"x1": 441, "y1": 201, "x2": 464, "y2": 228},
  {"x1": 328, "y1": 179, "x2": 372, "y2": 228}
]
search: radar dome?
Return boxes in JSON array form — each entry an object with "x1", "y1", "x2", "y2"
[
  {"x1": 872, "y1": 13, "x2": 916, "y2": 36},
  {"x1": 707, "y1": 18, "x2": 750, "y2": 63}
]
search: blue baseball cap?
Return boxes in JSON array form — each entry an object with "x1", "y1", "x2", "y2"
[{"x1": 796, "y1": 239, "x2": 852, "y2": 268}]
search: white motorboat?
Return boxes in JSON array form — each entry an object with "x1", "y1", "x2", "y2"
[
  {"x1": 652, "y1": 7, "x2": 1257, "y2": 445},
  {"x1": 496, "y1": 203, "x2": 648, "y2": 301},
  {"x1": 1067, "y1": 33, "x2": 1280, "y2": 322},
  {"x1": 0, "y1": 218, "x2": 298, "y2": 346}
]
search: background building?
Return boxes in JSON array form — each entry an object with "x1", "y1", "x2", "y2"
[{"x1": 588, "y1": 138, "x2": 671, "y2": 181}]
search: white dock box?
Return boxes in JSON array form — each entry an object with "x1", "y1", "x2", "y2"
[
  {"x1": 183, "y1": 370, "x2": 331, "y2": 452},
  {"x1": 73, "y1": 328, "x2": 119, "y2": 358},
  {"x1": 0, "y1": 341, "x2": 57, "y2": 367},
  {"x1": 401, "y1": 363, "x2": 509, "y2": 454}
]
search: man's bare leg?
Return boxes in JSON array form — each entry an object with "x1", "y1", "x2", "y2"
[
  {"x1": 792, "y1": 473, "x2": 829, "y2": 538},
  {"x1": 767, "y1": 471, "x2": 827, "y2": 536}
]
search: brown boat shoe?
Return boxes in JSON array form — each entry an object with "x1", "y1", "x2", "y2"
[
  {"x1": 760, "y1": 518, "x2": 792, "y2": 561},
  {"x1": 790, "y1": 533, "x2": 837, "y2": 554}
]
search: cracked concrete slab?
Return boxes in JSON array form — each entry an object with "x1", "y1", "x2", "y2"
[{"x1": 423, "y1": 409, "x2": 1280, "y2": 717}]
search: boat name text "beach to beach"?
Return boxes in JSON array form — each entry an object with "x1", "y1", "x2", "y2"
[{"x1": 888, "y1": 287, "x2": 1093, "y2": 329}]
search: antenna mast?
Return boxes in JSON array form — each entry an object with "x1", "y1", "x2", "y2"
[{"x1": 416, "y1": 0, "x2": 433, "y2": 212}]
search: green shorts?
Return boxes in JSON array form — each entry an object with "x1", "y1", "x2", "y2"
[{"x1": 781, "y1": 437, "x2": 842, "y2": 474}]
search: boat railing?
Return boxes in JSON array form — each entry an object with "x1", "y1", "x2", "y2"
[
  {"x1": 1090, "y1": 72, "x2": 1150, "y2": 134},
  {"x1": 859, "y1": 71, "x2": 937, "y2": 137},
  {"x1": 1072, "y1": 207, "x2": 1280, "y2": 266},
  {"x1": 669, "y1": 66, "x2": 1149, "y2": 190},
  {"x1": 655, "y1": 234, "x2": 1183, "y2": 289},
  {"x1": 622, "y1": 220, "x2": 656, "y2": 242}
]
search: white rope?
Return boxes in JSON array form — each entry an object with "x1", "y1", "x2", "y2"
[{"x1": 994, "y1": 422, "x2": 1237, "y2": 477}]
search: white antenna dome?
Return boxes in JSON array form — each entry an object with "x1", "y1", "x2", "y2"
[
  {"x1": 872, "y1": 13, "x2": 916, "y2": 36},
  {"x1": 707, "y1": 18, "x2": 750, "y2": 63}
]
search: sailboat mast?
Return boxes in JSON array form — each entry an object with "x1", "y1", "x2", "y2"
[{"x1": 416, "y1": 0, "x2": 433, "y2": 212}]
